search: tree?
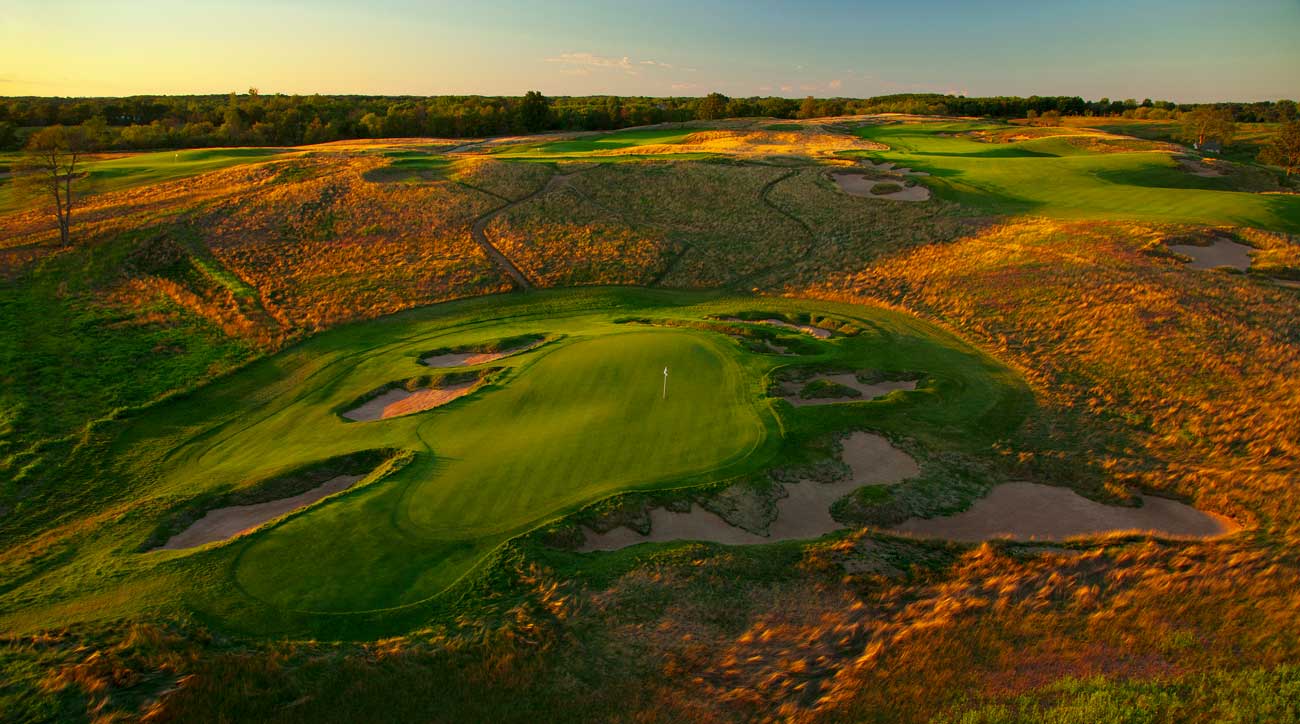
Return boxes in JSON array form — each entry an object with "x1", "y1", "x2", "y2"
[
  {"x1": 518, "y1": 91, "x2": 551, "y2": 132},
  {"x1": 16, "y1": 126, "x2": 89, "y2": 246},
  {"x1": 1259, "y1": 121, "x2": 1300, "y2": 177},
  {"x1": 798, "y1": 95, "x2": 817, "y2": 120},
  {"x1": 697, "y1": 92, "x2": 728, "y2": 121},
  {"x1": 1179, "y1": 108, "x2": 1237, "y2": 150},
  {"x1": 1039, "y1": 110, "x2": 1061, "y2": 126}
]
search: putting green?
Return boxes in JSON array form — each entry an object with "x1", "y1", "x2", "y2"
[{"x1": 230, "y1": 329, "x2": 764, "y2": 612}]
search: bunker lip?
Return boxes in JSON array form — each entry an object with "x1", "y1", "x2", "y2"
[
  {"x1": 420, "y1": 336, "x2": 547, "y2": 368},
  {"x1": 831, "y1": 171, "x2": 932, "y2": 201},
  {"x1": 1177, "y1": 155, "x2": 1225, "y2": 177},
  {"x1": 889, "y1": 481, "x2": 1239, "y2": 543},
  {"x1": 342, "y1": 381, "x2": 478, "y2": 421},
  {"x1": 579, "y1": 432, "x2": 920, "y2": 551},
  {"x1": 1168, "y1": 238, "x2": 1255, "y2": 271},
  {"x1": 720, "y1": 317, "x2": 834, "y2": 339},
  {"x1": 161, "y1": 474, "x2": 364, "y2": 550},
  {"x1": 781, "y1": 372, "x2": 918, "y2": 407}
]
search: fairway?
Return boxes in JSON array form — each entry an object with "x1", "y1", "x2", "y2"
[
  {"x1": 0, "y1": 147, "x2": 289, "y2": 213},
  {"x1": 495, "y1": 127, "x2": 703, "y2": 157},
  {"x1": 854, "y1": 121, "x2": 1300, "y2": 232}
]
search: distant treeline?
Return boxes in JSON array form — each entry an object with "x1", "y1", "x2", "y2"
[{"x1": 0, "y1": 91, "x2": 1295, "y2": 151}]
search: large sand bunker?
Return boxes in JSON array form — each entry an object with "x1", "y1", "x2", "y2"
[
  {"x1": 343, "y1": 381, "x2": 477, "y2": 421},
  {"x1": 1168, "y1": 238, "x2": 1255, "y2": 271},
  {"x1": 832, "y1": 172, "x2": 931, "y2": 201},
  {"x1": 781, "y1": 373, "x2": 917, "y2": 407},
  {"x1": 890, "y1": 482, "x2": 1237, "y2": 542},
  {"x1": 162, "y1": 474, "x2": 363, "y2": 549},
  {"x1": 1177, "y1": 156, "x2": 1225, "y2": 177},
  {"x1": 580, "y1": 432, "x2": 919, "y2": 551}
]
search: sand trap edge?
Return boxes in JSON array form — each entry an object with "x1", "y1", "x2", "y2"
[{"x1": 153, "y1": 450, "x2": 415, "y2": 552}]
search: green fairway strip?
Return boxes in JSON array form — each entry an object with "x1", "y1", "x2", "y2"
[{"x1": 854, "y1": 122, "x2": 1300, "y2": 232}]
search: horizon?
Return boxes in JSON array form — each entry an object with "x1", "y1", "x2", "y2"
[{"x1": 4, "y1": 0, "x2": 1298, "y2": 102}]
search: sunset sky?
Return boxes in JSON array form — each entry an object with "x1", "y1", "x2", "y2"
[{"x1": 3, "y1": 0, "x2": 1298, "y2": 100}]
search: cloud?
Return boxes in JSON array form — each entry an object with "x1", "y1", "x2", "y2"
[
  {"x1": 544, "y1": 52, "x2": 691, "y2": 76},
  {"x1": 828, "y1": 79, "x2": 843, "y2": 91}
]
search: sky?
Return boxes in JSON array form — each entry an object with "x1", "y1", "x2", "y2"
[{"x1": 2, "y1": 0, "x2": 1297, "y2": 101}]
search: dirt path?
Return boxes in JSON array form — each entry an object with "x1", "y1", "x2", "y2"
[
  {"x1": 890, "y1": 482, "x2": 1237, "y2": 542},
  {"x1": 727, "y1": 168, "x2": 817, "y2": 289},
  {"x1": 467, "y1": 174, "x2": 575, "y2": 289},
  {"x1": 162, "y1": 474, "x2": 363, "y2": 550},
  {"x1": 580, "y1": 432, "x2": 919, "y2": 551},
  {"x1": 759, "y1": 169, "x2": 815, "y2": 237}
]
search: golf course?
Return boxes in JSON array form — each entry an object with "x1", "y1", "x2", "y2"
[
  {"x1": 4, "y1": 61, "x2": 1300, "y2": 718},
  {"x1": 853, "y1": 121, "x2": 1300, "y2": 231},
  {"x1": 2, "y1": 288, "x2": 1036, "y2": 640}
]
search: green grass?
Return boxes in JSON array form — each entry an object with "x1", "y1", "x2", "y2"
[
  {"x1": 493, "y1": 127, "x2": 704, "y2": 157},
  {"x1": 0, "y1": 287, "x2": 1029, "y2": 640},
  {"x1": 0, "y1": 147, "x2": 288, "y2": 213},
  {"x1": 853, "y1": 121, "x2": 1300, "y2": 232},
  {"x1": 1068, "y1": 117, "x2": 1283, "y2": 163},
  {"x1": 362, "y1": 154, "x2": 452, "y2": 182}
]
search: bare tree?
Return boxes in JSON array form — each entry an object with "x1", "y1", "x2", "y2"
[{"x1": 16, "y1": 126, "x2": 88, "y2": 246}]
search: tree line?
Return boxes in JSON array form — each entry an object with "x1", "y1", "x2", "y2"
[{"x1": 1, "y1": 90, "x2": 1296, "y2": 151}]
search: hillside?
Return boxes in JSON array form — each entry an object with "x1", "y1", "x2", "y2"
[{"x1": 2, "y1": 116, "x2": 1299, "y2": 723}]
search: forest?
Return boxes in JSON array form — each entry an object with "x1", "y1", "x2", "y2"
[{"x1": 0, "y1": 90, "x2": 1295, "y2": 151}]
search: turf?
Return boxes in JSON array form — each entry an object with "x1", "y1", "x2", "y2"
[
  {"x1": 853, "y1": 121, "x2": 1300, "y2": 232},
  {"x1": 0, "y1": 147, "x2": 288, "y2": 213},
  {"x1": 0, "y1": 287, "x2": 1028, "y2": 640},
  {"x1": 493, "y1": 127, "x2": 704, "y2": 157}
]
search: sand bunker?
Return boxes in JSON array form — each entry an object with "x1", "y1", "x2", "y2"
[
  {"x1": 581, "y1": 432, "x2": 920, "y2": 551},
  {"x1": 860, "y1": 160, "x2": 929, "y2": 176},
  {"x1": 1168, "y1": 238, "x2": 1255, "y2": 271},
  {"x1": 162, "y1": 475, "x2": 363, "y2": 550},
  {"x1": 343, "y1": 381, "x2": 476, "y2": 421},
  {"x1": 890, "y1": 482, "x2": 1237, "y2": 542},
  {"x1": 781, "y1": 373, "x2": 917, "y2": 407},
  {"x1": 832, "y1": 172, "x2": 931, "y2": 201},
  {"x1": 422, "y1": 339, "x2": 542, "y2": 368},
  {"x1": 722, "y1": 317, "x2": 833, "y2": 339},
  {"x1": 1177, "y1": 156, "x2": 1224, "y2": 177}
]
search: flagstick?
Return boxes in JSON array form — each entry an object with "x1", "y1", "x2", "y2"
[{"x1": 663, "y1": 366, "x2": 668, "y2": 400}]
